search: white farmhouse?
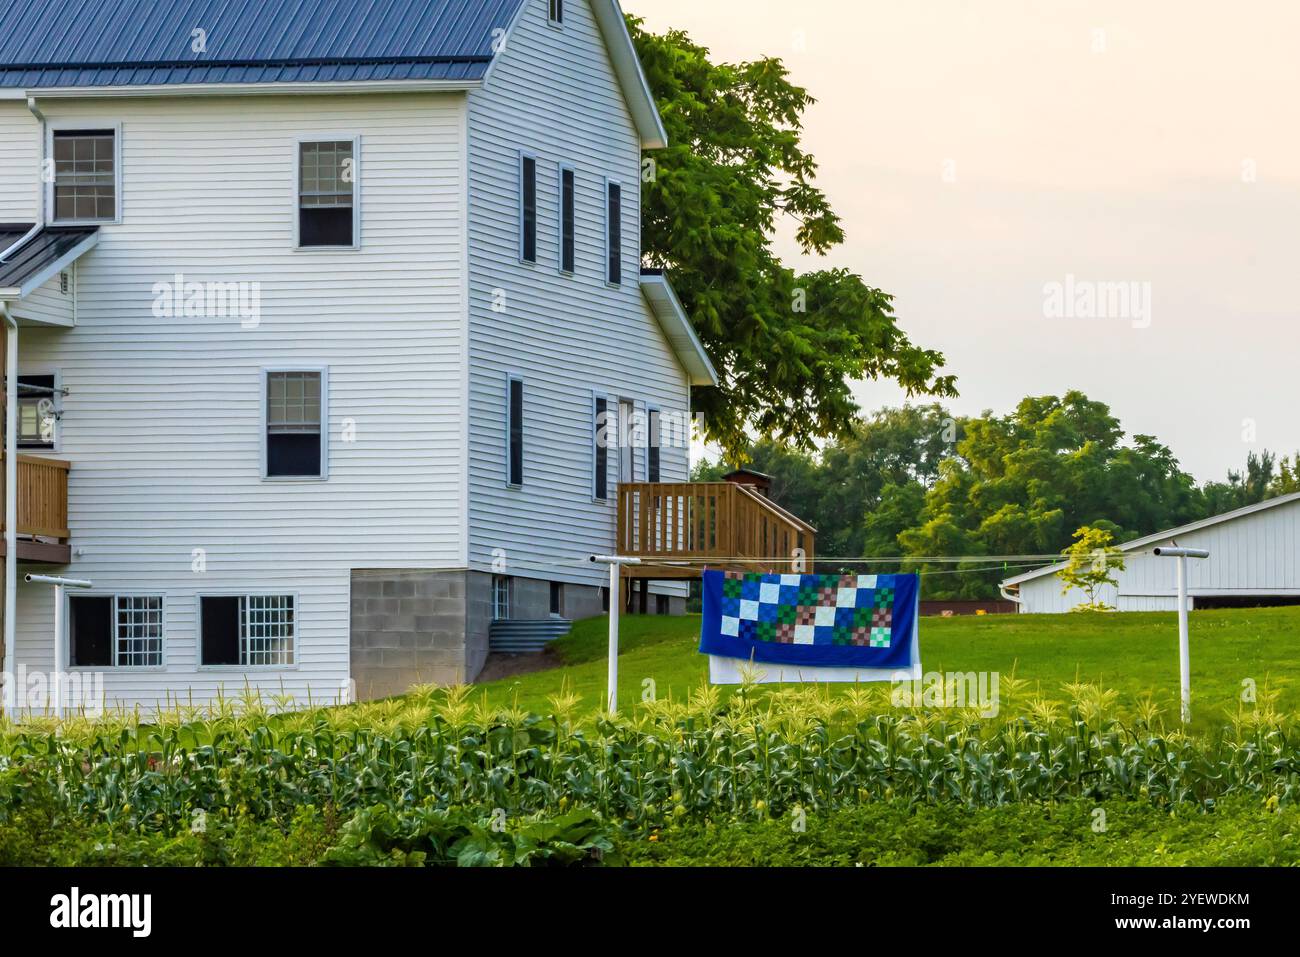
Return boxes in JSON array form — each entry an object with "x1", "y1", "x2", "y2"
[
  {"x1": 0, "y1": 0, "x2": 816, "y2": 714},
  {"x1": 1001, "y1": 493, "x2": 1300, "y2": 613}
]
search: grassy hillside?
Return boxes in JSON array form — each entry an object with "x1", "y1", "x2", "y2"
[{"x1": 475, "y1": 606, "x2": 1300, "y2": 731}]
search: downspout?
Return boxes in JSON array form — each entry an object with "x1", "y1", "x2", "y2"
[
  {"x1": 999, "y1": 583, "x2": 1022, "y2": 608},
  {"x1": 27, "y1": 95, "x2": 46, "y2": 229},
  {"x1": 1, "y1": 302, "x2": 16, "y2": 708}
]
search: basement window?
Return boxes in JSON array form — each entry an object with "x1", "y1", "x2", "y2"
[
  {"x1": 265, "y1": 370, "x2": 325, "y2": 479},
  {"x1": 550, "y1": 582, "x2": 563, "y2": 617},
  {"x1": 201, "y1": 595, "x2": 295, "y2": 667},
  {"x1": 297, "y1": 139, "x2": 357, "y2": 248},
  {"x1": 492, "y1": 576, "x2": 511, "y2": 621},
  {"x1": 69, "y1": 595, "x2": 163, "y2": 668},
  {"x1": 52, "y1": 129, "x2": 117, "y2": 223}
]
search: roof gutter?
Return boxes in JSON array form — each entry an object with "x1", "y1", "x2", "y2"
[
  {"x1": 999, "y1": 583, "x2": 1022, "y2": 606},
  {"x1": 9, "y1": 79, "x2": 481, "y2": 99}
]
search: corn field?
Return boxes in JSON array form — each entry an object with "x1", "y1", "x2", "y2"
[{"x1": 1, "y1": 682, "x2": 1297, "y2": 836}]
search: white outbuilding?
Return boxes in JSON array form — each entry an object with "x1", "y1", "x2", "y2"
[{"x1": 1000, "y1": 492, "x2": 1300, "y2": 613}]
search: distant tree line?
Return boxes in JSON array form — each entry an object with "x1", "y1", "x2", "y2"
[{"x1": 693, "y1": 391, "x2": 1300, "y2": 598}]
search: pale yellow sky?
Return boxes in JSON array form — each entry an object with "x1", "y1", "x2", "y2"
[{"x1": 633, "y1": 0, "x2": 1300, "y2": 480}]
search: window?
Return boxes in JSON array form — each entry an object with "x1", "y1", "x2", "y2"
[
  {"x1": 69, "y1": 595, "x2": 163, "y2": 668},
  {"x1": 594, "y1": 395, "x2": 609, "y2": 500},
  {"x1": 201, "y1": 595, "x2": 295, "y2": 667},
  {"x1": 550, "y1": 582, "x2": 564, "y2": 617},
  {"x1": 549, "y1": 0, "x2": 564, "y2": 25},
  {"x1": 298, "y1": 139, "x2": 356, "y2": 247},
  {"x1": 656, "y1": 593, "x2": 669, "y2": 615},
  {"x1": 492, "y1": 576, "x2": 511, "y2": 621},
  {"x1": 52, "y1": 129, "x2": 116, "y2": 222},
  {"x1": 520, "y1": 154, "x2": 537, "y2": 263},
  {"x1": 265, "y1": 370, "x2": 324, "y2": 478},
  {"x1": 507, "y1": 375, "x2": 524, "y2": 486},
  {"x1": 648, "y1": 407, "x2": 661, "y2": 483},
  {"x1": 619, "y1": 399, "x2": 635, "y2": 485},
  {"x1": 17, "y1": 375, "x2": 57, "y2": 450},
  {"x1": 601, "y1": 586, "x2": 610, "y2": 612},
  {"x1": 559, "y1": 165, "x2": 575, "y2": 273},
  {"x1": 605, "y1": 180, "x2": 622, "y2": 284}
]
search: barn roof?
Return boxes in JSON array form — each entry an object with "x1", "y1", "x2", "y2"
[{"x1": 1001, "y1": 491, "x2": 1300, "y2": 587}]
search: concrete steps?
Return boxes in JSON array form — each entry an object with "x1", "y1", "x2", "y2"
[{"x1": 488, "y1": 618, "x2": 573, "y2": 654}]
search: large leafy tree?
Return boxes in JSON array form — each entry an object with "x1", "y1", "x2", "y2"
[{"x1": 630, "y1": 21, "x2": 956, "y2": 459}]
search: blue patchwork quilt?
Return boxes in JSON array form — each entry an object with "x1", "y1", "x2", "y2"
[{"x1": 699, "y1": 570, "x2": 920, "y2": 669}]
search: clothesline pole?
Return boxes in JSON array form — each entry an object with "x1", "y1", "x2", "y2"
[
  {"x1": 1153, "y1": 546, "x2": 1210, "y2": 724},
  {"x1": 590, "y1": 555, "x2": 641, "y2": 715}
]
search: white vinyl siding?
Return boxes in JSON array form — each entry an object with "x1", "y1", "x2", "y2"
[
  {"x1": 465, "y1": 0, "x2": 692, "y2": 595},
  {"x1": 15, "y1": 91, "x2": 468, "y2": 710}
]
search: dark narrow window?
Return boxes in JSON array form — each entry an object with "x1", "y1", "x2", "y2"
[
  {"x1": 594, "y1": 396, "x2": 608, "y2": 500},
  {"x1": 508, "y1": 376, "x2": 524, "y2": 486},
  {"x1": 52, "y1": 130, "x2": 116, "y2": 222},
  {"x1": 520, "y1": 155, "x2": 537, "y2": 263},
  {"x1": 17, "y1": 374, "x2": 57, "y2": 450},
  {"x1": 656, "y1": 593, "x2": 669, "y2": 615},
  {"x1": 266, "y1": 371, "x2": 323, "y2": 478},
  {"x1": 69, "y1": 596, "x2": 113, "y2": 667},
  {"x1": 560, "y1": 167, "x2": 575, "y2": 273},
  {"x1": 648, "y1": 408, "x2": 661, "y2": 483},
  {"x1": 298, "y1": 140, "x2": 355, "y2": 247},
  {"x1": 606, "y1": 181, "x2": 622, "y2": 284},
  {"x1": 550, "y1": 582, "x2": 563, "y2": 616},
  {"x1": 549, "y1": 0, "x2": 564, "y2": 25},
  {"x1": 601, "y1": 586, "x2": 610, "y2": 612},
  {"x1": 201, "y1": 597, "x2": 240, "y2": 666}
]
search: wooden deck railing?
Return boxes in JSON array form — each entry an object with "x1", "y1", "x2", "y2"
[
  {"x1": 0, "y1": 454, "x2": 70, "y2": 540},
  {"x1": 616, "y1": 482, "x2": 815, "y2": 577}
]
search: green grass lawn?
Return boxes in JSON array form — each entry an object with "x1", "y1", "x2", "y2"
[{"x1": 477, "y1": 606, "x2": 1300, "y2": 731}]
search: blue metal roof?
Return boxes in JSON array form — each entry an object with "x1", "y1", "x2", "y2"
[{"x1": 0, "y1": 0, "x2": 524, "y2": 88}]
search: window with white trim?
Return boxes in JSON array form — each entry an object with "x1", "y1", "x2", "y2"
[
  {"x1": 69, "y1": 595, "x2": 163, "y2": 668},
  {"x1": 548, "y1": 0, "x2": 564, "y2": 25},
  {"x1": 619, "y1": 399, "x2": 635, "y2": 485},
  {"x1": 648, "y1": 407, "x2": 662, "y2": 483},
  {"x1": 17, "y1": 374, "x2": 57, "y2": 450},
  {"x1": 52, "y1": 129, "x2": 117, "y2": 222},
  {"x1": 520, "y1": 154, "x2": 537, "y2": 263},
  {"x1": 298, "y1": 139, "x2": 356, "y2": 247},
  {"x1": 593, "y1": 394, "x2": 609, "y2": 500},
  {"x1": 605, "y1": 180, "x2": 622, "y2": 284},
  {"x1": 266, "y1": 370, "x2": 324, "y2": 478},
  {"x1": 507, "y1": 375, "x2": 524, "y2": 486},
  {"x1": 201, "y1": 595, "x2": 295, "y2": 667},
  {"x1": 492, "y1": 576, "x2": 511, "y2": 621},
  {"x1": 559, "y1": 165, "x2": 575, "y2": 273}
]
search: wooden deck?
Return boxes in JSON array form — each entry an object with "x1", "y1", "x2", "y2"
[
  {"x1": 616, "y1": 481, "x2": 815, "y2": 579},
  {"x1": 0, "y1": 454, "x2": 71, "y2": 563}
]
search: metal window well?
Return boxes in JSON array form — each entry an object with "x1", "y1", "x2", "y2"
[{"x1": 488, "y1": 619, "x2": 573, "y2": 654}]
